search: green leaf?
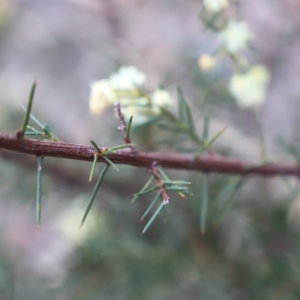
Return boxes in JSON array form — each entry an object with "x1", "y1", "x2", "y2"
[
  {"x1": 194, "y1": 126, "x2": 227, "y2": 158},
  {"x1": 42, "y1": 123, "x2": 59, "y2": 141},
  {"x1": 185, "y1": 104, "x2": 195, "y2": 132},
  {"x1": 107, "y1": 143, "x2": 134, "y2": 151},
  {"x1": 157, "y1": 166, "x2": 190, "y2": 198},
  {"x1": 21, "y1": 81, "x2": 37, "y2": 138},
  {"x1": 43, "y1": 123, "x2": 52, "y2": 136},
  {"x1": 26, "y1": 125, "x2": 40, "y2": 133},
  {"x1": 177, "y1": 87, "x2": 195, "y2": 131},
  {"x1": 102, "y1": 155, "x2": 119, "y2": 172},
  {"x1": 162, "y1": 180, "x2": 191, "y2": 185},
  {"x1": 21, "y1": 105, "x2": 44, "y2": 129},
  {"x1": 80, "y1": 164, "x2": 110, "y2": 228},
  {"x1": 157, "y1": 166, "x2": 170, "y2": 181},
  {"x1": 131, "y1": 175, "x2": 154, "y2": 203},
  {"x1": 36, "y1": 156, "x2": 44, "y2": 227},
  {"x1": 90, "y1": 139, "x2": 101, "y2": 153},
  {"x1": 24, "y1": 132, "x2": 43, "y2": 136},
  {"x1": 142, "y1": 201, "x2": 165, "y2": 234},
  {"x1": 180, "y1": 189, "x2": 194, "y2": 196},
  {"x1": 166, "y1": 186, "x2": 189, "y2": 191},
  {"x1": 89, "y1": 154, "x2": 98, "y2": 182},
  {"x1": 141, "y1": 192, "x2": 161, "y2": 220},
  {"x1": 134, "y1": 185, "x2": 159, "y2": 196},
  {"x1": 126, "y1": 115, "x2": 133, "y2": 140},
  {"x1": 213, "y1": 177, "x2": 243, "y2": 223}
]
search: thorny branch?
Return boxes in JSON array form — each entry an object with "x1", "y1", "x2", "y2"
[{"x1": 0, "y1": 132, "x2": 300, "y2": 177}]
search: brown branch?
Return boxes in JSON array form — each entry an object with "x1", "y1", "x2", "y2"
[{"x1": 0, "y1": 132, "x2": 300, "y2": 177}]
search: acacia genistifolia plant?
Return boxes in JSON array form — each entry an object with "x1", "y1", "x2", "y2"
[
  {"x1": 0, "y1": 80, "x2": 300, "y2": 236},
  {"x1": 3, "y1": 4, "x2": 300, "y2": 300},
  {"x1": 0, "y1": 1, "x2": 299, "y2": 237}
]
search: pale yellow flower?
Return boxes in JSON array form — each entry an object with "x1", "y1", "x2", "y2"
[
  {"x1": 121, "y1": 106, "x2": 156, "y2": 125},
  {"x1": 229, "y1": 65, "x2": 270, "y2": 108},
  {"x1": 89, "y1": 66, "x2": 173, "y2": 124},
  {"x1": 203, "y1": 0, "x2": 228, "y2": 12},
  {"x1": 219, "y1": 20, "x2": 253, "y2": 53},
  {"x1": 198, "y1": 54, "x2": 217, "y2": 71},
  {"x1": 117, "y1": 97, "x2": 149, "y2": 107},
  {"x1": 89, "y1": 80, "x2": 117, "y2": 114},
  {"x1": 109, "y1": 66, "x2": 146, "y2": 90},
  {"x1": 151, "y1": 89, "x2": 173, "y2": 108}
]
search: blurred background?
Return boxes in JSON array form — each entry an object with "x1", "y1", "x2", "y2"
[{"x1": 1, "y1": 0, "x2": 300, "y2": 299}]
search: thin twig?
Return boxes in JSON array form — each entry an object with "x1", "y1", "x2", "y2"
[
  {"x1": 114, "y1": 102, "x2": 136, "y2": 152},
  {"x1": 151, "y1": 161, "x2": 169, "y2": 204},
  {"x1": 1, "y1": 132, "x2": 300, "y2": 177}
]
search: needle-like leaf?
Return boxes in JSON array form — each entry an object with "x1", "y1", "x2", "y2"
[
  {"x1": 157, "y1": 166, "x2": 170, "y2": 181},
  {"x1": 194, "y1": 126, "x2": 227, "y2": 158},
  {"x1": 21, "y1": 105, "x2": 44, "y2": 129},
  {"x1": 80, "y1": 164, "x2": 110, "y2": 228},
  {"x1": 131, "y1": 175, "x2": 154, "y2": 203},
  {"x1": 142, "y1": 202, "x2": 165, "y2": 234},
  {"x1": 162, "y1": 180, "x2": 191, "y2": 185},
  {"x1": 165, "y1": 186, "x2": 189, "y2": 191},
  {"x1": 102, "y1": 155, "x2": 119, "y2": 172},
  {"x1": 126, "y1": 115, "x2": 133, "y2": 140},
  {"x1": 157, "y1": 166, "x2": 190, "y2": 198},
  {"x1": 178, "y1": 86, "x2": 185, "y2": 121},
  {"x1": 89, "y1": 153, "x2": 98, "y2": 182},
  {"x1": 177, "y1": 87, "x2": 195, "y2": 131},
  {"x1": 90, "y1": 139, "x2": 101, "y2": 153},
  {"x1": 20, "y1": 81, "x2": 37, "y2": 138},
  {"x1": 134, "y1": 185, "x2": 159, "y2": 196},
  {"x1": 24, "y1": 132, "x2": 43, "y2": 136},
  {"x1": 141, "y1": 192, "x2": 161, "y2": 220},
  {"x1": 212, "y1": 177, "x2": 243, "y2": 223},
  {"x1": 108, "y1": 143, "x2": 134, "y2": 151}
]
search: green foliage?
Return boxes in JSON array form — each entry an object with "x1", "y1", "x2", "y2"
[{"x1": 81, "y1": 164, "x2": 110, "y2": 227}]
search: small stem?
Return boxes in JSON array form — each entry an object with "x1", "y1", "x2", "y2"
[
  {"x1": 151, "y1": 162, "x2": 170, "y2": 204},
  {"x1": 114, "y1": 102, "x2": 136, "y2": 152}
]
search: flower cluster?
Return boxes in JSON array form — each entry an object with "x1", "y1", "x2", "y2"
[
  {"x1": 199, "y1": 2, "x2": 270, "y2": 109},
  {"x1": 89, "y1": 66, "x2": 173, "y2": 125},
  {"x1": 229, "y1": 65, "x2": 270, "y2": 108},
  {"x1": 203, "y1": 0, "x2": 228, "y2": 13},
  {"x1": 219, "y1": 20, "x2": 253, "y2": 54}
]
